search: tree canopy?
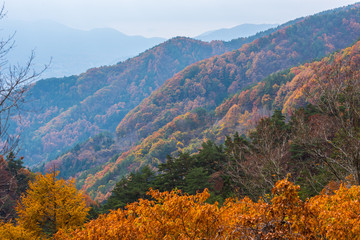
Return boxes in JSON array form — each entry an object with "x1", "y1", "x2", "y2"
[{"x1": 16, "y1": 170, "x2": 89, "y2": 238}]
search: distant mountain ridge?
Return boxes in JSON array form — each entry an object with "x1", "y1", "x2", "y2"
[
  {"x1": 195, "y1": 23, "x2": 278, "y2": 41},
  {"x1": 3, "y1": 20, "x2": 166, "y2": 78}
]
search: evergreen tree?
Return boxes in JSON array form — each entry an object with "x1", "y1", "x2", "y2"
[
  {"x1": 183, "y1": 167, "x2": 210, "y2": 195},
  {"x1": 155, "y1": 152, "x2": 196, "y2": 191},
  {"x1": 104, "y1": 166, "x2": 155, "y2": 211},
  {"x1": 196, "y1": 141, "x2": 226, "y2": 174}
]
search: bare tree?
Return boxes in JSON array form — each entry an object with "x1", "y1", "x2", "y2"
[
  {"x1": 300, "y1": 55, "x2": 360, "y2": 185},
  {"x1": 0, "y1": 5, "x2": 46, "y2": 157},
  {"x1": 225, "y1": 110, "x2": 292, "y2": 200},
  {"x1": 0, "y1": 5, "x2": 46, "y2": 221}
]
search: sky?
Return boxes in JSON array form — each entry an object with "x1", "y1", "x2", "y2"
[{"x1": 6, "y1": 0, "x2": 360, "y2": 38}]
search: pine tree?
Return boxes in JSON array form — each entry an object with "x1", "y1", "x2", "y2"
[{"x1": 104, "y1": 166, "x2": 155, "y2": 211}]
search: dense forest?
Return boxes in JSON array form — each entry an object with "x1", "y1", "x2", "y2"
[
  {"x1": 63, "y1": 3, "x2": 360, "y2": 202},
  {"x1": 14, "y1": 29, "x2": 281, "y2": 167}
]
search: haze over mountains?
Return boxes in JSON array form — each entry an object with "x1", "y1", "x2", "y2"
[
  {"x1": 3, "y1": 20, "x2": 278, "y2": 78},
  {"x1": 81, "y1": 3, "x2": 360, "y2": 201},
  {"x1": 3, "y1": 20, "x2": 165, "y2": 78}
]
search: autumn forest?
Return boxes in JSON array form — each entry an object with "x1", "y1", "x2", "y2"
[{"x1": 0, "y1": 2, "x2": 360, "y2": 240}]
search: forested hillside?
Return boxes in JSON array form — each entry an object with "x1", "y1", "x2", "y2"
[
  {"x1": 116, "y1": 4, "x2": 360, "y2": 147},
  {"x1": 63, "y1": 3, "x2": 360, "y2": 201},
  {"x1": 17, "y1": 36, "x2": 259, "y2": 166}
]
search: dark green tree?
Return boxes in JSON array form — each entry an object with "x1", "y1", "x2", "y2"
[
  {"x1": 195, "y1": 141, "x2": 225, "y2": 174},
  {"x1": 155, "y1": 152, "x2": 196, "y2": 191},
  {"x1": 104, "y1": 166, "x2": 155, "y2": 211},
  {"x1": 6, "y1": 152, "x2": 23, "y2": 176},
  {"x1": 183, "y1": 167, "x2": 210, "y2": 195}
]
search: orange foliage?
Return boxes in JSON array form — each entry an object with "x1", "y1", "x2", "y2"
[
  {"x1": 55, "y1": 178, "x2": 360, "y2": 239},
  {"x1": 307, "y1": 184, "x2": 360, "y2": 239}
]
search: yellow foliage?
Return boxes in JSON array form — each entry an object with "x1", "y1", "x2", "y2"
[
  {"x1": 16, "y1": 171, "x2": 89, "y2": 238},
  {"x1": 0, "y1": 222, "x2": 37, "y2": 240}
]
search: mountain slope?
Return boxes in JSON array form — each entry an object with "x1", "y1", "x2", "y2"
[
  {"x1": 208, "y1": 38, "x2": 360, "y2": 157},
  {"x1": 18, "y1": 31, "x2": 280, "y2": 166},
  {"x1": 116, "y1": 3, "x2": 360, "y2": 149},
  {"x1": 76, "y1": 3, "x2": 360, "y2": 201},
  {"x1": 17, "y1": 37, "x2": 222, "y2": 165}
]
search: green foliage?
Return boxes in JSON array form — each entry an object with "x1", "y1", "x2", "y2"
[
  {"x1": 183, "y1": 167, "x2": 210, "y2": 195},
  {"x1": 155, "y1": 152, "x2": 196, "y2": 191},
  {"x1": 6, "y1": 152, "x2": 24, "y2": 176},
  {"x1": 105, "y1": 140, "x2": 230, "y2": 210},
  {"x1": 183, "y1": 65, "x2": 201, "y2": 79},
  {"x1": 6, "y1": 153, "x2": 33, "y2": 195},
  {"x1": 104, "y1": 166, "x2": 155, "y2": 211},
  {"x1": 196, "y1": 141, "x2": 225, "y2": 174}
]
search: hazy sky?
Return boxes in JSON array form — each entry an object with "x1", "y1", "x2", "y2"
[{"x1": 6, "y1": 0, "x2": 359, "y2": 38}]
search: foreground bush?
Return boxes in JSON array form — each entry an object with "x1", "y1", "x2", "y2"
[{"x1": 55, "y1": 178, "x2": 360, "y2": 239}]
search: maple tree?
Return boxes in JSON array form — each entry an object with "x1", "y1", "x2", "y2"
[{"x1": 307, "y1": 183, "x2": 360, "y2": 239}]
